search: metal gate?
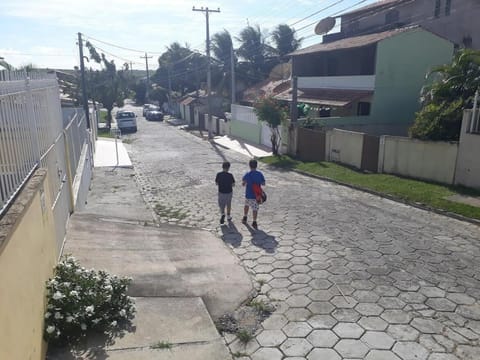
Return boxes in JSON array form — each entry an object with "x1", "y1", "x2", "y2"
[
  {"x1": 361, "y1": 134, "x2": 380, "y2": 172},
  {"x1": 296, "y1": 127, "x2": 326, "y2": 162}
]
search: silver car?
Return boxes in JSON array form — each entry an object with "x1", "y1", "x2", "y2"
[{"x1": 115, "y1": 111, "x2": 137, "y2": 133}]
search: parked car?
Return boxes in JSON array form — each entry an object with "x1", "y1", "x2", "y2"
[
  {"x1": 142, "y1": 104, "x2": 156, "y2": 117},
  {"x1": 115, "y1": 111, "x2": 137, "y2": 132},
  {"x1": 146, "y1": 110, "x2": 164, "y2": 121}
]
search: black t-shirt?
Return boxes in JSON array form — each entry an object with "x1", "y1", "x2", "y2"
[{"x1": 215, "y1": 172, "x2": 235, "y2": 194}]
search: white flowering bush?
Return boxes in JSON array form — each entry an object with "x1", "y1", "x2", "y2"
[{"x1": 44, "y1": 256, "x2": 135, "y2": 345}]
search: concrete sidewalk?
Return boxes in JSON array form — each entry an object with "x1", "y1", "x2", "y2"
[
  {"x1": 94, "y1": 137, "x2": 132, "y2": 168},
  {"x1": 48, "y1": 139, "x2": 252, "y2": 359}
]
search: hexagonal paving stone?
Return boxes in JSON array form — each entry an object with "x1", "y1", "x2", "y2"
[
  {"x1": 361, "y1": 331, "x2": 395, "y2": 349},
  {"x1": 356, "y1": 303, "x2": 384, "y2": 316},
  {"x1": 290, "y1": 273, "x2": 312, "y2": 284},
  {"x1": 426, "y1": 298, "x2": 457, "y2": 312},
  {"x1": 269, "y1": 288, "x2": 291, "y2": 301},
  {"x1": 327, "y1": 265, "x2": 350, "y2": 275},
  {"x1": 262, "y1": 314, "x2": 288, "y2": 330},
  {"x1": 290, "y1": 265, "x2": 311, "y2": 273},
  {"x1": 394, "y1": 281, "x2": 421, "y2": 292},
  {"x1": 334, "y1": 339, "x2": 369, "y2": 358},
  {"x1": 456, "y1": 304, "x2": 480, "y2": 321},
  {"x1": 290, "y1": 256, "x2": 310, "y2": 265},
  {"x1": 308, "y1": 289, "x2": 336, "y2": 301},
  {"x1": 446, "y1": 293, "x2": 475, "y2": 305},
  {"x1": 285, "y1": 308, "x2": 312, "y2": 321},
  {"x1": 280, "y1": 338, "x2": 313, "y2": 357},
  {"x1": 307, "y1": 329, "x2": 339, "y2": 347},
  {"x1": 393, "y1": 341, "x2": 430, "y2": 360},
  {"x1": 351, "y1": 279, "x2": 376, "y2": 290},
  {"x1": 381, "y1": 310, "x2": 413, "y2": 324},
  {"x1": 411, "y1": 318, "x2": 444, "y2": 334},
  {"x1": 419, "y1": 287, "x2": 446, "y2": 298},
  {"x1": 308, "y1": 301, "x2": 335, "y2": 314},
  {"x1": 428, "y1": 354, "x2": 461, "y2": 360},
  {"x1": 256, "y1": 329, "x2": 287, "y2": 347},
  {"x1": 251, "y1": 347, "x2": 284, "y2": 360},
  {"x1": 272, "y1": 260, "x2": 293, "y2": 269},
  {"x1": 269, "y1": 278, "x2": 292, "y2": 288},
  {"x1": 309, "y1": 278, "x2": 333, "y2": 290},
  {"x1": 332, "y1": 308, "x2": 361, "y2": 322},
  {"x1": 307, "y1": 348, "x2": 341, "y2": 360},
  {"x1": 387, "y1": 324, "x2": 420, "y2": 341},
  {"x1": 375, "y1": 285, "x2": 401, "y2": 297},
  {"x1": 399, "y1": 292, "x2": 427, "y2": 304},
  {"x1": 282, "y1": 321, "x2": 313, "y2": 337},
  {"x1": 286, "y1": 295, "x2": 311, "y2": 307},
  {"x1": 332, "y1": 322, "x2": 364, "y2": 339},
  {"x1": 229, "y1": 337, "x2": 260, "y2": 356},
  {"x1": 419, "y1": 334, "x2": 446, "y2": 352},
  {"x1": 456, "y1": 344, "x2": 480, "y2": 359},
  {"x1": 359, "y1": 316, "x2": 389, "y2": 331},
  {"x1": 378, "y1": 297, "x2": 407, "y2": 310},
  {"x1": 307, "y1": 314, "x2": 338, "y2": 329},
  {"x1": 271, "y1": 269, "x2": 293, "y2": 278},
  {"x1": 353, "y1": 290, "x2": 380, "y2": 303},
  {"x1": 330, "y1": 295, "x2": 358, "y2": 309},
  {"x1": 365, "y1": 350, "x2": 401, "y2": 360}
]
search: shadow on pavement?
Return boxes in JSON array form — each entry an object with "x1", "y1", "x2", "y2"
[
  {"x1": 245, "y1": 224, "x2": 278, "y2": 254},
  {"x1": 221, "y1": 221, "x2": 243, "y2": 248}
]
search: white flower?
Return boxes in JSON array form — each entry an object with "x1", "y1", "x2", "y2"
[
  {"x1": 69, "y1": 290, "x2": 79, "y2": 297},
  {"x1": 85, "y1": 305, "x2": 95, "y2": 313},
  {"x1": 80, "y1": 323, "x2": 87, "y2": 331},
  {"x1": 54, "y1": 312, "x2": 63, "y2": 319},
  {"x1": 49, "y1": 279, "x2": 58, "y2": 286},
  {"x1": 75, "y1": 269, "x2": 83, "y2": 274},
  {"x1": 52, "y1": 291, "x2": 63, "y2": 300},
  {"x1": 92, "y1": 318, "x2": 101, "y2": 325},
  {"x1": 44, "y1": 312, "x2": 51, "y2": 319},
  {"x1": 66, "y1": 316, "x2": 74, "y2": 323},
  {"x1": 67, "y1": 256, "x2": 75, "y2": 262},
  {"x1": 46, "y1": 325, "x2": 55, "y2": 334},
  {"x1": 62, "y1": 282, "x2": 71, "y2": 287},
  {"x1": 104, "y1": 285, "x2": 113, "y2": 291},
  {"x1": 111, "y1": 320, "x2": 117, "y2": 327},
  {"x1": 119, "y1": 309, "x2": 126, "y2": 317}
]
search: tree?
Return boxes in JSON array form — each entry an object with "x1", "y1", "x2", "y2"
[
  {"x1": 211, "y1": 30, "x2": 236, "y2": 98},
  {"x1": 253, "y1": 96, "x2": 287, "y2": 155},
  {"x1": 236, "y1": 25, "x2": 275, "y2": 84},
  {"x1": 0, "y1": 59, "x2": 14, "y2": 71},
  {"x1": 85, "y1": 41, "x2": 128, "y2": 129},
  {"x1": 271, "y1": 24, "x2": 302, "y2": 60},
  {"x1": 410, "y1": 49, "x2": 480, "y2": 141}
]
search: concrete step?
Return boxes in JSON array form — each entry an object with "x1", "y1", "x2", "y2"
[{"x1": 48, "y1": 297, "x2": 232, "y2": 360}]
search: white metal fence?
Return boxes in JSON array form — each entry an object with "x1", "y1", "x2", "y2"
[
  {"x1": 0, "y1": 72, "x2": 93, "y2": 249},
  {"x1": 469, "y1": 90, "x2": 480, "y2": 134}
]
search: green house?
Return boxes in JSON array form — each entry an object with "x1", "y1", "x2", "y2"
[{"x1": 283, "y1": 26, "x2": 454, "y2": 136}]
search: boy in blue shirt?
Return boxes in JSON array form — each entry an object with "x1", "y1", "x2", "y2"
[{"x1": 242, "y1": 159, "x2": 265, "y2": 229}]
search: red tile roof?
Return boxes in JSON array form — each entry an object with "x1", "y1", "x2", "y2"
[{"x1": 290, "y1": 26, "x2": 418, "y2": 56}]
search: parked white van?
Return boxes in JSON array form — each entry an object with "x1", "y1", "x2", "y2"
[{"x1": 115, "y1": 111, "x2": 137, "y2": 133}]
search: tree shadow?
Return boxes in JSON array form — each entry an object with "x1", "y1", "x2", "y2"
[
  {"x1": 46, "y1": 322, "x2": 136, "y2": 360},
  {"x1": 245, "y1": 224, "x2": 278, "y2": 254},
  {"x1": 221, "y1": 221, "x2": 243, "y2": 248}
]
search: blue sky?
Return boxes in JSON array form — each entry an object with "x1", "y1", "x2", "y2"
[{"x1": 0, "y1": 0, "x2": 378, "y2": 70}]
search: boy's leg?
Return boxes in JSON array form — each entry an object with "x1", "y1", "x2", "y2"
[
  {"x1": 242, "y1": 199, "x2": 249, "y2": 224},
  {"x1": 252, "y1": 201, "x2": 259, "y2": 229},
  {"x1": 219, "y1": 194, "x2": 226, "y2": 224},
  {"x1": 227, "y1": 194, "x2": 232, "y2": 221}
]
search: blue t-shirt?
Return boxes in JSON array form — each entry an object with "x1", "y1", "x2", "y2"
[{"x1": 243, "y1": 170, "x2": 265, "y2": 199}]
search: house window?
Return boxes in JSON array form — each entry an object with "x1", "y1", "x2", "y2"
[
  {"x1": 434, "y1": 0, "x2": 441, "y2": 17},
  {"x1": 357, "y1": 102, "x2": 371, "y2": 116},
  {"x1": 445, "y1": 0, "x2": 452, "y2": 16},
  {"x1": 385, "y1": 10, "x2": 399, "y2": 25}
]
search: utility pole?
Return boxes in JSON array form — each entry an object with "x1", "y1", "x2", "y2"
[
  {"x1": 130, "y1": 61, "x2": 133, "y2": 76},
  {"x1": 230, "y1": 44, "x2": 236, "y2": 104},
  {"x1": 77, "y1": 32, "x2": 90, "y2": 129},
  {"x1": 140, "y1": 52, "x2": 152, "y2": 101},
  {"x1": 193, "y1": 6, "x2": 220, "y2": 139}
]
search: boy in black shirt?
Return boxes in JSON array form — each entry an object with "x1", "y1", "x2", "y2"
[{"x1": 215, "y1": 161, "x2": 235, "y2": 224}]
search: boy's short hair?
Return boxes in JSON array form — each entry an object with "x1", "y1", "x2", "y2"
[
  {"x1": 249, "y1": 159, "x2": 257, "y2": 169},
  {"x1": 222, "y1": 161, "x2": 231, "y2": 169}
]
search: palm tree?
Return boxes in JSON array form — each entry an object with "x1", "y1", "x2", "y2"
[
  {"x1": 0, "y1": 58, "x2": 14, "y2": 71},
  {"x1": 211, "y1": 30, "x2": 235, "y2": 98},
  {"x1": 236, "y1": 25, "x2": 274, "y2": 82},
  {"x1": 272, "y1": 24, "x2": 302, "y2": 60},
  {"x1": 410, "y1": 49, "x2": 480, "y2": 140}
]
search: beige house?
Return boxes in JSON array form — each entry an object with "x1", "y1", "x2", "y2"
[{"x1": 325, "y1": 0, "x2": 479, "y2": 49}]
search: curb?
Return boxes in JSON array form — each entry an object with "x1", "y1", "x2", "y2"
[{"x1": 278, "y1": 167, "x2": 480, "y2": 227}]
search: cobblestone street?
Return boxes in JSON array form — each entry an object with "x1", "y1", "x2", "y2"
[{"x1": 125, "y1": 115, "x2": 480, "y2": 360}]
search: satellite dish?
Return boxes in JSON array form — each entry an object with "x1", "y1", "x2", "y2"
[{"x1": 314, "y1": 17, "x2": 336, "y2": 35}]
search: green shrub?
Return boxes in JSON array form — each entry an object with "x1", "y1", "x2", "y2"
[{"x1": 44, "y1": 256, "x2": 135, "y2": 345}]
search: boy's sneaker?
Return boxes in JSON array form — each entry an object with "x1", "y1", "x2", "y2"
[
  {"x1": 252, "y1": 221, "x2": 258, "y2": 229},
  {"x1": 220, "y1": 215, "x2": 225, "y2": 224},
  {"x1": 227, "y1": 215, "x2": 232, "y2": 221},
  {"x1": 242, "y1": 216, "x2": 247, "y2": 224}
]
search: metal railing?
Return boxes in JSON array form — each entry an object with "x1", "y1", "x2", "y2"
[{"x1": 0, "y1": 71, "x2": 65, "y2": 216}]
